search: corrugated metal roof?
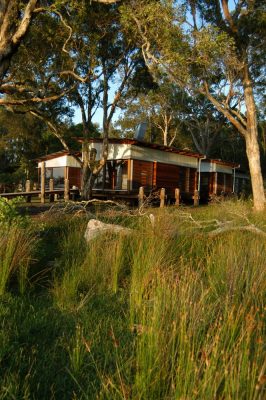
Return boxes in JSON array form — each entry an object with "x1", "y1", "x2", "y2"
[{"x1": 75, "y1": 137, "x2": 204, "y2": 158}]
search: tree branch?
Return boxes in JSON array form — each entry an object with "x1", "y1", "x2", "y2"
[
  {"x1": 0, "y1": 85, "x2": 75, "y2": 106},
  {"x1": 200, "y1": 82, "x2": 247, "y2": 136},
  {"x1": 29, "y1": 110, "x2": 82, "y2": 166},
  {"x1": 221, "y1": 0, "x2": 238, "y2": 33}
]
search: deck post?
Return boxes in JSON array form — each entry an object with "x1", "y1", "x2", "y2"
[
  {"x1": 49, "y1": 179, "x2": 54, "y2": 202},
  {"x1": 49, "y1": 178, "x2": 54, "y2": 191},
  {"x1": 138, "y1": 186, "x2": 144, "y2": 208},
  {"x1": 25, "y1": 179, "x2": 32, "y2": 193},
  {"x1": 160, "y1": 188, "x2": 166, "y2": 208},
  {"x1": 175, "y1": 188, "x2": 180, "y2": 206},
  {"x1": 193, "y1": 189, "x2": 199, "y2": 206},
  {"x1": 25, "y1": 180, "x2": 32, "y2": 203},
  {"x1": 64, "y1": 179, "x2": 70, "y2": 201},
  {"x1": 41, "y1": 161, "x2": 45, "y2": 204}
]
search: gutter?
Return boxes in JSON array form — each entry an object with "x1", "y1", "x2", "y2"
[
  {"x1": 197, "y1": 155, "x2": 207, "y2": 192},
  {"x1": 232, "y1": 164, "x2": 240, "y2": 193}
]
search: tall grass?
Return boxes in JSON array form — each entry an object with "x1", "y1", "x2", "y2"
[
  {"x1": 0, "y1": 224, "x2": 36, "y2": 295},
  {"x1": 93, "y1": 207, "x2": 266, "y2": 399},
  {"x1": 53, "y1": 218, "x2": 131, "y2": 310},
  {"x1": 1, "y1": 201, "x2": 265, "y2": 399}
]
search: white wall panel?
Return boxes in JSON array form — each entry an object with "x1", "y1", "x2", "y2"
[
  {"x1": 38, "y1": 155, "x2": 81, "y2": 168},
  {"x1": 89, "y1": 143, "x2": 132, "y2": 160},
  {"x1": 201, "y1": 161, "x2": 232, "y2": 174},
  {"x1": 130, "y1": 145, "x2": 198, "y2": 168}
]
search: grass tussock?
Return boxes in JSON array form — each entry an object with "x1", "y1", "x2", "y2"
[
  {"x1": 0, "y1": 224, "x2": 36, "y2": 295},
  {"x1": 0, "y1": 199, "x2": 265, "y2": 399}
]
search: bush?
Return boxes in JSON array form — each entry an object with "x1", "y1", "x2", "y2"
[{"x1": 0, "y1": 197, "x2": 29, "y2": 227}]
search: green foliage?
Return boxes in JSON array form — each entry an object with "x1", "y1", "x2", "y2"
[{"x1": 0, "y1": 197, "x2": 29, "y2": 227}]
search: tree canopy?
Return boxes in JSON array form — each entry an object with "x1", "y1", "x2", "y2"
[
  {"x1": 120, "y1": 0, "x2": 266, "y2": 210},
  {"x1": 0, "y1": 0, "x2": 265, "y2": 209}
]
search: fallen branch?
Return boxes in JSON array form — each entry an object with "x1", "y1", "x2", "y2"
[
  {"x1": 80, "y1": 199, "x2": 127, "y2": 209},
  {"x1": 177, "y1": 211, "x2": 266, "y2": 237},
  {"x1": 208, "y1": 225, "x2": 266, "y2": 238}
]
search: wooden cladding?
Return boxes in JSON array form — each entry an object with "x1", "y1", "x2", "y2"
[
  {"x1": 132, "y1": 160, "x2": 153, "y2": 190},
  {"x1": 156, "y1": 163, "x2": 180, "y2": 195},
  {"x1": 68, "y1": 167, "x2": 81, "y2": 188},
  {"x1": 217, "y1": 173, "x2": 232, "y2": 194},
  {"x1": 132, "y1": 160, "x2": 197, "y2": 196}
]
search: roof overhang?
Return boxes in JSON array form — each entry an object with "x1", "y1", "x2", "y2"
[
  {"x1": 34, "y1": 150, "x2": 81, "y2": 162},
  {"x1": 75, "y1": 137, "x2": 204, "y2": 159},
  {"x1": 202, "y1": 158, "x2": 240, "y2": 169}
]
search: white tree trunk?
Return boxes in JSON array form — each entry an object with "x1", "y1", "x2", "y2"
[
  {"x1": 243, "y1": 69, "x2": 265, "y2": 211},
  {"x1": 245, "y1": 131, "x2": 265, "y2": 211}
]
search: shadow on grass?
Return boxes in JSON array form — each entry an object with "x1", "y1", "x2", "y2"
[{"x1": 0, "y1": 289, "x2": 133, "y2": 400}]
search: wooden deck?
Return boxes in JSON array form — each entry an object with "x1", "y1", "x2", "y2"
[
  {"x1": 0, "y1": 187, "x2": 198, "y2": 207},
  {"x1": 0, "y1": 189, "x2": 80, "y2": 202}
]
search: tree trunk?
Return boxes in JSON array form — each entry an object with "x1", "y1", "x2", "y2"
[
  {"x1": 82, "y1": 164, "x2": 96, "y2": 200},
  {"x1": 81, "y1": 162, "x2": 90, "y2": 200},
  {"x1": 81, "y1": 141, "x2": 92, "y2": 200},
  {"x1": 243, "y1": 68, "x2": 265, "y2": 211},
  {"x1": 202, "y1": 79, "x2": 265, "y2": 211},
  {"x1": 245, "y1": 132, "x2": 265, "y2": 211},
  {"x1": 0, "y1": 0, "x2": 38, "y2": 82}
]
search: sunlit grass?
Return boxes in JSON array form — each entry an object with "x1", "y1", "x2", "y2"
[
  {"x1": 0, "y1": 224, "x2": 36, "y2": 295},
  {"x1": 0, "y1": 200, "x2": 265, "y2": 399}
]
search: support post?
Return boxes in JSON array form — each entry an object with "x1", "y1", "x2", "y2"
[
  {"x1": 138, "y1": 186, "x2": 144, "y2": 208},
  {"x1": 25, "y1": 179, "x2": 31, "y2": 193},
  {"x1": 41, "y1": 161, "x2": 45, "y2": 204},
  {"x1": 193, "y1": 189, "x2": 199, "y2": 206},
  {"x1": 160, "y1": 188, "x2": 166, "y2": 208},
  {"x1": 49, "y1": 179, "x2": 54, "y2": 202},
  {"x1": 213, "y1": 172, "x2": 218, "y2": 195},
  {"x1": 175, "y1": 188, "x2": 180, "y2": 207},
  {"x1": 127, "y1": 160, "x2": 132, "y2": 192},
  {"x1": 64, "y1": 179, "x2": 70, "y2": 201},
  {"x1": 49, "y1": 178, "x2": 54, "y2": 191}
]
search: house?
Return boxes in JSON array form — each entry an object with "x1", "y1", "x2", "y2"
[
  {"x1": 86, "y1": 138, "x2": 202, "y2": 202},
  {"x1": 36, "y1": 138, "x2": 249, "y2": 203}
]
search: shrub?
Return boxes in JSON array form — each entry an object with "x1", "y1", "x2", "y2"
[{"x1": 0, "y1": 197, "x2": 29, "y2": 227}]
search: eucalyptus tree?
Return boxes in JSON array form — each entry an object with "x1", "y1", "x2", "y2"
[
  {"x1": 178, "y1": 94, "x2": 229, "y2": 157},
  {"x1": 0, "y1": 0, "x2": 122, "y2": 95},
  {"x1": 0, "y1": 107, "x2": 65, "y2": 191},
  {"x1": 117, "y1": 83, "x2": 193, "y2": 148},
  {"x1": 64, "y1": 1, "x2": 138, "y2": 198},
  {"x1": 121, "y1": 0, "x2": 266, "y2": 211},
  {"x1": 0, "y1": 0, "x2": 137, "y2": 199}
]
